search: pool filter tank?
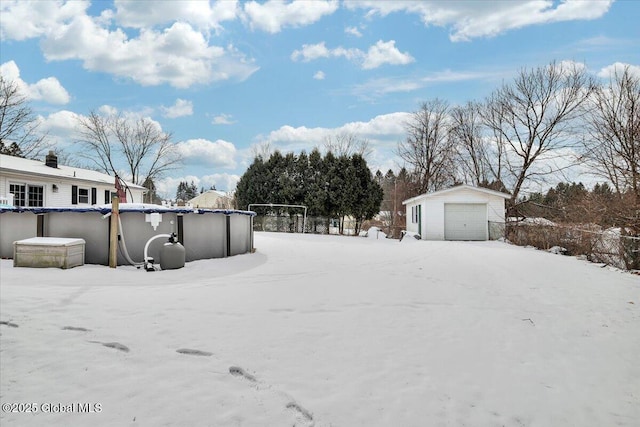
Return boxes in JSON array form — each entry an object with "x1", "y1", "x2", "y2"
[{"x1": 160, "y1": 233, "x2": 185, "y2": 270}]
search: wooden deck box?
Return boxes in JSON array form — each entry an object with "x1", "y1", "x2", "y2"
[{"x1": 13, "y1": 237, "x2": 86, "y2": 269}]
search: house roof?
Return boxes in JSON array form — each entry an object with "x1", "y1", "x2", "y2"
[
  {"x1": 0, "y1": 154, "x2": 145, "y2": 190},
  {"x1": 402, "y1": 184, "x2": 511, "y2": 205},
  {"x1": 188, "y1": 190, "x2": 231, "y2": 206}
]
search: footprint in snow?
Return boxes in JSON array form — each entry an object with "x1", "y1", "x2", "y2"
[
  {"x1": 229, "y1": 366, "x2": 257, "y2": 382},
  {"x1": 286, "y1": 401, "x2": 314, "y2": 424},
  {"x1": 103, "y1": 342, "x2": 130, "y2": 352},
  {"x1": 89, "y1": 341, "x2": 130, "y2": 352},
  {"x1": 176, "y1": 348, "x2": 213, "y2": 356},
  {"x1": 0, "y1": 320, "x2": 19, "y2": 328},
  {"x1": 62, "y1": 326, "x2": 91, "y2": 332},
  {"x1": 228, "y1": 366, "x2": 316, "y2": 425}
]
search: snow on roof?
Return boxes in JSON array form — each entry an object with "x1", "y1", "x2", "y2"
[
  {"x1": 0, "y1": 153, "x2": 145, "y2": 190},
  {"x1": 402, "y1": 184, "x2": 511, "y2": 205},
  {"x1": 188, "y1": 190, "x2": 231, "y2": 204}
]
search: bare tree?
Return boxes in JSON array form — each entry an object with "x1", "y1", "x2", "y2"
[
  {"x1": 450, "y1": 101, "x2": 496, "y2": 186},
  {"x1": 323, "y1": 131, "x2": 372, "y2": 159},
  {"x1": 250, "y1": 140, "x2": 274, "y2": 160},
  {"x1": 0, "y1": 75, "x2": 49, "y2": 158},
  {"x1": 397, "y1": 99, "x2": 456, "y2": 193},
  {"x1": 483, "y1": 61, "x2": 595, "y2": 203},
  {"x1": 583, "y1": 65, "x2": 640, "y2": 198},
  {"x1": 76, "y1": 111, "x2": 181, "y2": 185}
]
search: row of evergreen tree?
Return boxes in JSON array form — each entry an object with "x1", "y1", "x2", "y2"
[{"x1": 235, "y1": 149, "x2": 383, "y2": 234}]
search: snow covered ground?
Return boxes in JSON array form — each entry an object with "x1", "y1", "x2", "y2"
[{"x1": 1, "y1": 232, "x2": 639, "y2": 427}]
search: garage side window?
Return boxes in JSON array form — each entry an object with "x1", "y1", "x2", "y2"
[{"x1": 411, "y1": 206, "x2": 419, "y2": 223}]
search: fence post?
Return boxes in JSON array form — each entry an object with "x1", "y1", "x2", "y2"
[
  {"x1": 109, "y1": 196, "x2": 119, "y2": 268},
  {"x1": 225, "y1": 214, "x2": 231, "y2": 257}
]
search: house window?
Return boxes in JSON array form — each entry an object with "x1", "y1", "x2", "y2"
[
  {"x1": 411, "y1": 206, "x2": 418, "y2": 223},
  {"x1": 9, "y1": 183, "x2": 25, "y2": 206},
  {"x1": 9, "y1": 183, "x2": 44, "y2": 207},
  {"x1": 28, "y1": 185, "x2": 44, "y2": 207},
  {"x1": 104, "y1": 190, "x2": 117, "y2": 204},
  {"x1": 78, "y1": 188, "x2": 90, "y2": 204}
]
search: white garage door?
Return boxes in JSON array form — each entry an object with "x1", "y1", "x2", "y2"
[{"x1": 444, "y1": 203, "x2": 487, "y2": 241}]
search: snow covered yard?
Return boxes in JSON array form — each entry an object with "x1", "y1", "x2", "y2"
[{"x1": 1, "y1": 232, "x2": 638, "y2": 427}]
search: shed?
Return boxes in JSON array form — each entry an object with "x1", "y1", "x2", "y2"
[{"x1": 402, "y1": 185, "x2": 510, "y2": 241}]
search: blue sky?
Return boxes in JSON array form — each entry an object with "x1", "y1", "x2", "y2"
[{"x1": 1, "y1": 0, "x2": 638, "y2": 198}]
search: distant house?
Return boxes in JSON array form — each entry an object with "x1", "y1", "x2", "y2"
[
  {"x1": 188, "y1": 190, "x2": 234, "y2": 209},
  {"x1": 0, "y1": 152, "x2": 146, "y2": 207},
  {"x1": 402, "y1": 184, "x2": 510, "y2": 241}
]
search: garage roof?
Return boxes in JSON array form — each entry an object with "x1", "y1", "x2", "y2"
[{"x1": 402, "y1": 184, "x2": 511, "y2": 205}]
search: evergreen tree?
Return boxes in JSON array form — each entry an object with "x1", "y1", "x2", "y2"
[
  {"x1": 305, "y1": 148, "x2": 328, "y2": 217},
  {"x1": 175, "y1": 180, "x2": 198, "y2": 201},
  {"x1": 235, "y1": 150, "x2": 383, "y2": 234},
  {"x1": 0, "y1": 141, "x2": 23, "y2": 157},
  {"x1": 235, "y1": 156, "x2": 269, "y2": 210}
]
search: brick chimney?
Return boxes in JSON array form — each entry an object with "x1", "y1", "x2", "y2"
[{"x1": 45, "y1": 151, "x2": 58, "y2": 168}]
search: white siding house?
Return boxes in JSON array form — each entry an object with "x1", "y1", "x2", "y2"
[
  {"x1": 0, "y1": 152, "x2": 146, "y2": 207},
  {"x1": 402, "y1": 185, "x2": 510, "y2": 241}
]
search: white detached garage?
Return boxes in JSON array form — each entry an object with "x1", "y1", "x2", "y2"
[{"x1": 402, "y1": 185, "x2": 510, "y2": 241}]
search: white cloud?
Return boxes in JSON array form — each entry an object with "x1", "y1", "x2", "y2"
[
  {"x1": 42, "y1": 18, "x2": 259, "y2": 88},
  {"x1": 0, "y1": 60, "x2": 70, "y2": 105},
  {"x1": 362, "y1": 40, "x2": 414, "y2": 69},
  {"x1": 243, "y1": 0, "x2": 338, "y2": 33},
  {"x1": 313, "y1": 71, "x2": 326, "y2": 80},
  {"x1": 212, "y1": 114, "x2": 236, "y2": 125},
  {"x1": 161, "y1": 99, "x2": 193, "y2": 119},
  {"x1": 292, "y1": 40, "x2": 412, "y2": 69},
  {"x1": 175, "y1": 138, "x2": 237, "y2": 169},
  {"x1": 0, "y1": 0, "x2": 89, "y2": 41},
  {"x1": 291, "y1": 42, "x2": 330, "y2": 61},
  {"x1": 27, "y1": 77, "x2": 71, "y2": 104},
  {"x1": 291, "y1": 42, "x2": 361, "y2": 62},
  {"x1": 98, "y1": 105, "x2": 119, "y2": 116},
  {"x1": 1, "y1": 1, "x2": 259, "y2": 89},
  {"x1": 40, "y1": 110, "x2": 80, "y2": 132},
  {"x1": 345, "y1": 26, "x2": 362, "y2": 37},
  {"x1": 350, "y1": 68, "x2": 502, "y2": 99},
  {"x1": 597, "y1": 62, "x2": 640, "y2": 79},
  {"x1": 261, "y1": 111, "x2": 410, "y2": 150},
  {"x1": 32, "y1": 110, "x2": 81, "y2": 152},
  {"x1": 113, "y1": 0, "x2": 239, "y2": 33},
  {"x1": 198, "y1": 173, "x2": 240, "y2": 193},
  {"x1": 345, "y1": 0, "x2": 614, "y2": 42}
]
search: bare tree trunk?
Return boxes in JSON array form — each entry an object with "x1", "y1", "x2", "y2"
[
  {"x1": 0, "y1": 76, "x2": 49, "y2": 158},
  {"x1": 323, "y1": 131, "x2": 372, "y2": 160},
  {"x1": 483, "y1": 61, "x2": 596, "y2": 203},
  {"x1": 450, "y1": 101, "x2": 496, "y2": 186},
  {"x1": 583, "y1": 65, "x2": 640, "y2": 233},
  {"x1": 397, "y1": 99, "x2": 456, "y2": 194},
  {"x1": 75, "y1": 111, "x2": 182, "y2": 185}
]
